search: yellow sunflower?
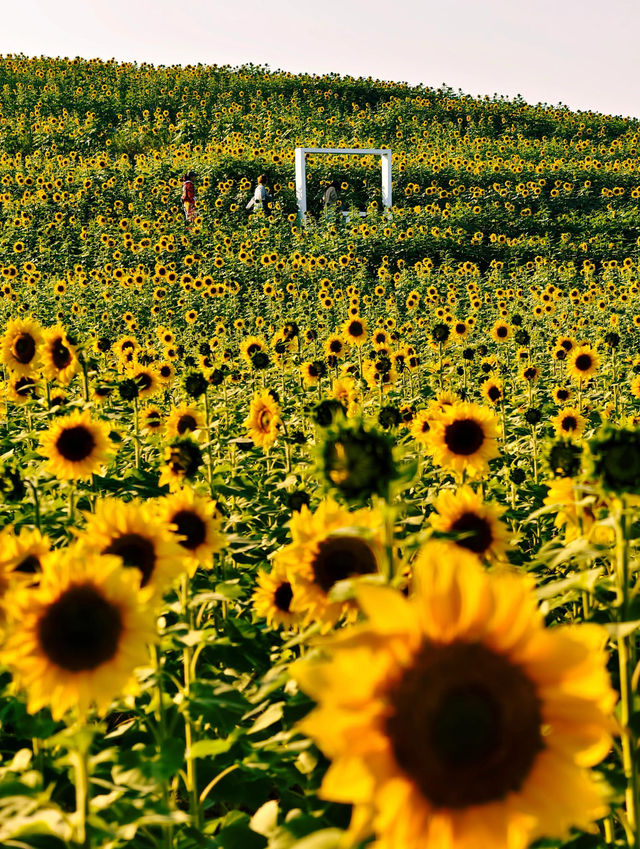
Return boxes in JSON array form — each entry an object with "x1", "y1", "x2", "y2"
[
  {"x1": 244, "y1": 390, "x2": 282, "y2": 450},
  {"x1": 343, "y1": 316, "x2": 368, "y2": 346},
  {"x1": 490, "y1": 320, "x2": 512, "y2": 343},
  {"x1": 482, "y1": 378, "x2": 504, "y2": 405},
  {"x1": 39, "y1": 410, "x2": 113, "y2": 480},
  {"x1": 0, "y1": 546, "x2": 156, "y2": 719},
  {"x1": 429, "y1": 486, "x2": 508, "y2": 560},
  {"x1": 166, "y1": 405, "x2": 205, "y2": 439},
  {"x1": 426, "y1": 401, "x2": 500, "y2": 478},
  {"x1": 158, "y1": 488, "x2": 225, "y2": 572},
  {"x1": 240, "y1": 335, "x2": 268, "y2": 364},
  {"x1": 276, "y1": 499, "x2": 384, "y2": 630},
  {"x1": 41, "y1": 326, "x2": 78, "y2": 384},
  {"x1": 552, "y1": 406, "x2": 586, "y2": 439},
  {"x1": 332, "y1": 377, "x2": 359, "y2": 416},
  {"x1": 129, "y1": 364, "x2": 162, "y2": 400},
  {"x1": 252, "y1": 562, "x2": 305, "y2": 630},
  {"x1": 0, "y1": 527, "x2": 51, "y2": 583},
  {"x1": 292, "y1": 542, "x2": 615, "y2": 849},
  {"x1": 0, "y1": 317, "x2": 43, "y2": 375},
  {"x1": 78, "y1": 498, "x2": 186, "y2": 597},
  {"x1": 7, "y1": 375, "x2": 39, "y2": 404},
  {"x1": 567, "y1": 345, "x2": 600, "y2": 384}
]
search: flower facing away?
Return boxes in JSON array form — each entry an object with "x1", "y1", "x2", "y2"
[
  {"x1": 275, "y1": 499, "x2": 384, "y2": 629},
  {"x1": 292, "y1": 542, "x2": 615, "y2": 849},
  {"x1": 0, "y1": 546, "x2": 156, "y2": 719},
  {"x1": 244, "y1": 390, "x2": 282, "y2": 450},
  {"x1": 429, "y1": 486, "x2": 508, "y2": 560},
  {"x1": 426, "y1": 401, "x2": 500, "y2": 478},
  {"x1": 39, "y1": 410, "x2": 113, "y2": 480}
]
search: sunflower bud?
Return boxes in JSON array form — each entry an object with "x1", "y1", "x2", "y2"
[
  {"x1": 548, "y1": 440, "x2": 582, "y2": 478},
  {"x1": 590, "y1": 427, "x2": 640, "y2": 494},
  {"x1": 183, "y1": 371, "x2": 208, "y2": 399}
]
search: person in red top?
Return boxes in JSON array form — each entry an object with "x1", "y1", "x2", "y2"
[{"x1": 181, "y1": 172, "x2": 197, "y2": 224}]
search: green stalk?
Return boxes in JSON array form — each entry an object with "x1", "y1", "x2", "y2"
[
  {"x1": 615, "y1": 506, "x2": 640, "y2": 846},
  {"x1": 180, "y1": 574, "x2": 202, "y2": 831},
  {"x1": 71, "y1": 739, "x2": 91, "y2": 848}
]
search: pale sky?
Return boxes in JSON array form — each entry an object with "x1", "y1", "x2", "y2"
[{"x1": 2, "y1": 0, "x2": 640, "y2": 120}]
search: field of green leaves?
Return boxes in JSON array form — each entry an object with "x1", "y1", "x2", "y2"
[{"x1": 1, "y1": 54, "x2": 640, "y2": 849}]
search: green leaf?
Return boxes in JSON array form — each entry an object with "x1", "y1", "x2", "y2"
[
  {"x1": 190, "y1": 735, "x2": 236, "y2": 759},
  {"x1": 248, "y1": 702, "x2": 284, "y2": 735}
]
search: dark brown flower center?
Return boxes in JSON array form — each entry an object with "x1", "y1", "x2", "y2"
[
  {"x1": 37, "y1": 584, "x2": 122, "y2": 671},
  {"x1": 575, "y1": 354, "x2": 592, "y2": 371},
  {"x1": 274, "y1": 581, "x2": 293, "y2": 612},
  {"x1": 104, "y1": 533, "x2": 156, "y2": 587},
  {"x1": 171, "y1": 509, "x2": 207, "y2": 550},
  {"x1": 56, "y1": 425, "x2": 96, "y2": 462},
  {"x1": 488, "y1": 385, "x2": 501, "y2": 402},
  {"x1": 329, "y1": 340, "x2": 343, "y2": 353},
  {"x1": 15, "y1": 554, "x2": 41, "y2": 574},
  {"x1": 15, "y1": 376, "x2": 36, "y2": 397},
  {"x1": 557, "y1": 389, "x2": 569, "y2": 401},
  {"x1": 449, "y1": 511, "x2": 494, "y2": 555},
  {"x1": 562, "y1": 416, "x2": 578, "y2": 431},
  {"x1": 386, "y1": 640, "x2": 542, "y2": 809},
  {"x1": 496, "y1": 326, "x2": 508, "y2": 338},
  {"x1": 311, "y1": 535, "x2": 377, "y2": 593},
  {"x1": 13, "y1": 333, "x2": 36, "y2": 364},
  {"x1": 444, "y1": 419, "x2": 485, "y2": 456},
  {"x1": 177, "y1": 414, "x2": 197, "y2": 434},
  {"x1": 456, "y1": 323, "x2": 466, "y2": 334},
  {"x1": 137, "y1": 372, "x2": 153, "y2": 391},
  {"x1": 349, "y1": 321, "x2": 363, "y2": 337},
  {"x1": 51, "y1": 337, "x2": 72, "y2": 369}
]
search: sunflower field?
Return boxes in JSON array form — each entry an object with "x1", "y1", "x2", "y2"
[{"x1": 2, "y1": 54, "x2": 640, "y2": 849}]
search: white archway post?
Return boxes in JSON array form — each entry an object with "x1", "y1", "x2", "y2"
[{"x1": 295, "y1": 147, "x2": 392, "y2": 221}]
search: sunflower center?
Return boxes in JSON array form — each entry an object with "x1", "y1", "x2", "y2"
[
  {"x1": 258, "y1": 409, "x2": 272, "y2": 431},
  {"x1": 56, "y1": 425, "x2": 96, "y2": 462},
  {"x1": 488, "y1": 385, "x2": 501, "y2": 402},
  {"x1": 37, "y1": 584, "x2": 122, "y2": 672},
  {"x1": 497, "y1": 326, "x2": 508, "y2": 338},
  {"x1": 104, "y1": 533, "x2": 156, "y2": 587},
  {"x1": 13, "y1": 333, "x2": 36, "y2": 364},
  {"x1": 172, "y1": 509, "x2": 207, "y2": 550},
  {"x1": 449, "y1": 511, "x2": 493, "y2": 554},
  {"x1": 52, "y1": 338, "x2": 72, "y2": 369},
  {"x1": 443, "y1": 419, "x2": 485, "y2": 456},
  {"x1": 274, "y1": 581, "x2": 293, "y2": 612},
  {"x1": 562, "y1": 416, "x2": 577, "y2": 431},
  {"x1": 330, "y1": 340, "x2": 342, "y2": 353},
  {"x1": 311, "y1": 535, "x2": 377, "y2": 593},
  {"x1": 557, "y1": 389, "x2": 569, "y2": 401},
  {"x1": 15, "y1": 554, "x2": 41, "y2": 573},
  {"x1": 177, "y1": 414, "x2": 197, "y2": 434},
  {"x1": 386, "y1": 640, "x2": 542, "y2": 809},
  {"x1": 575, "y1": 353, "x2": 592, "y2": 371},
  {"x1": 137, "y1": 372, "x2": 153, "y2": 390},
  {"x1": 349, "y1": 321, "x2": 363, "y2": 337}
]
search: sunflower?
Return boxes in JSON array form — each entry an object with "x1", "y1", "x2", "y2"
[
  {"x1": 39, "y1": 410, "x2": 113, "y2": 480},
  {"x1": 552, "y1": 386, "x2": 572, "y2": 405},
  {"x1": 332, "y1": 376, "x2": 359, "y2": 416},
  {"x1": 240, "y1": 335, "x2": 268, "y2": 364},
  {"x1": 129, "y1": 364, "x2": 162, "y2": 400},
  {"x1": 325, "y1": 334, "x2": 347, "y2": 359},
  {"x1": 41, "y1": 326, "x2": 78, "y2": 384},
  {"x1": 490, "y1": 320, "x2": 512, "y2": 343},
  {"x1": 275, "y1": 499, "x2": 384, "y2": 630},
  {"x1": 552, "y1": 406, "x2": 586, "y2": 439},
  {"x1": 114, "y1": 335, "x2": 140, "y2": 366},
  {"x1": 0, "y1": 546, "x2": 156, "y2": 719},
  {"x1": 166, "y1": 405, "x2": 205, "y2": 439},
  {"x1": 482, "y1": 377, "x2": 504, "y2": 405},
  {"x1": 343, "y1": 316, "x2": 368, "y2": 346},
  {"x1": 429, "y1": 486, "x2": 508, "y2": 560},
  {"x1": 567, "y1": 345, "x2": 600, "y2": 383},
  {"x1": 426, "y1": 401, "x2": 500, "y2": 478},
  {"x1": 141, "y1": 405, "x2": 164, "y2": 434},
  {"x1": 1, "y1": 527, "x2": 51, "y2": 583},
  {"x1": 79, "y1": 498, "x2": 186, "y2": 596},
  {"x1": 244, "y1": 390, "x2": 282, "y2": 450},
  {"x1": 252, "y1": 562, "x2": 304, "y2": 630},
  {"x1": 7, "y1": 375, "x2": 39, "y2": 404},
  {"x1": 0, "y1": 317, "x2": 43, "y2": 375},
  {"x1": 159, "y1": 438, "x2": 203, "y2": 492},
  {"x1": 158, "y1": 488, "x2": 225, "y2": 572},
  {"x1": 292, "y1": 542, "x2": 615, "y2": 849}
]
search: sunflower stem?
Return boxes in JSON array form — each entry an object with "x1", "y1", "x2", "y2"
[
  {"x1": 151, "y1": 642, "x2": 173, "y2": 849},
  {"x1": 71, "y1": 735, "x2": 91, "y2": 849},
  {"x1": 203, "y1": 387, "x2": 215, "y2": 496},
  {"x1": 180, "y1": 574, "x2": 202, "y2": 832},
  {"x1": 615, "y1": 504, "x2": 639, "y2": 846},
  {"x1": 133, "y1": 396, "x2": 140, "y2": 470}
]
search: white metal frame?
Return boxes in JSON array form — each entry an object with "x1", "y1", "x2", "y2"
[{"x1": 295, "y1": 147, "x2": 392, "y2": 218}]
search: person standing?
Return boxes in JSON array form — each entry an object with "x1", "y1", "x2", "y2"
[
  {"x1": 181, "y1": 171, "x2": 197, "y2": 225},
  {"x1": 246, "y1": 175, "x2": 272, "y2": 214},
  {"x1": 323, "y1": 179, "x2": 340, "y2": 219}
]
